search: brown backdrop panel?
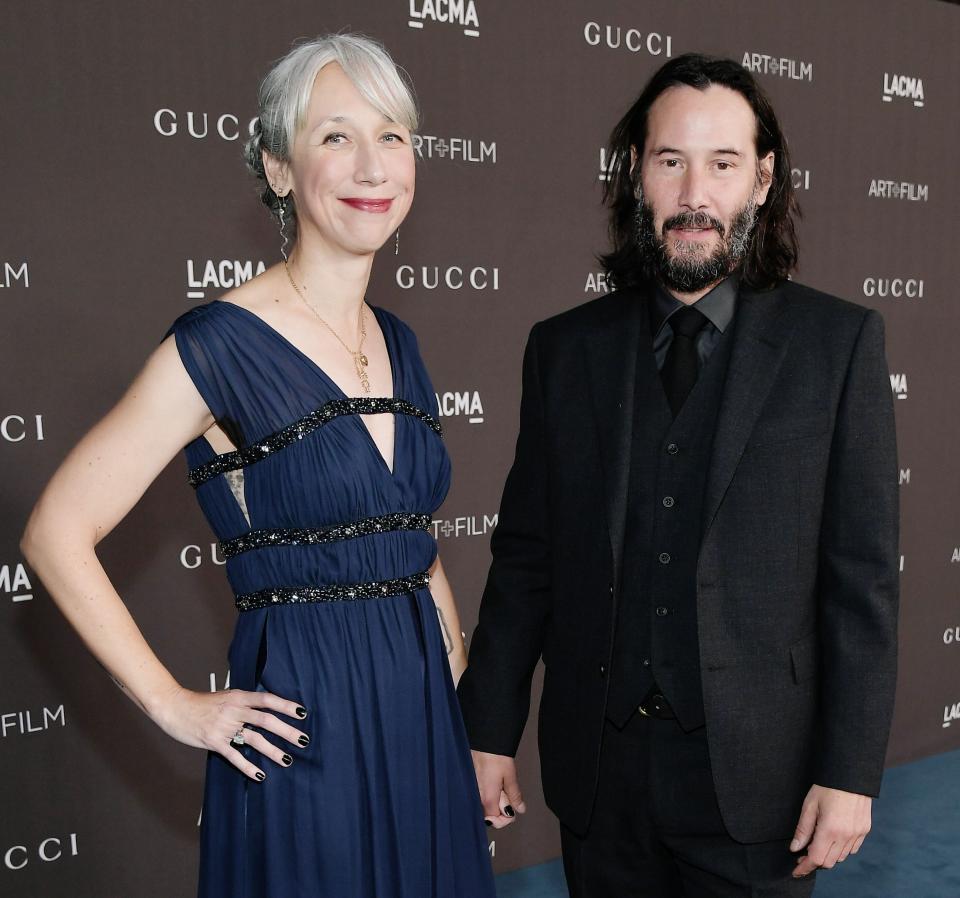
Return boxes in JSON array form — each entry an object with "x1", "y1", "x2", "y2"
[{"x1": 2, "y1": 0, "x2": 959, "y2": 894}]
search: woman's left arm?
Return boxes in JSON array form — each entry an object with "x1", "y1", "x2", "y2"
[{"x1": 428, "y1": 555, "x2": 468, "y2": 686}]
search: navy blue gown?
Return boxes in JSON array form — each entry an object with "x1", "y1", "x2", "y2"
[{"x1": 165, "y1": 300, "x2": 496, "y2": 898}]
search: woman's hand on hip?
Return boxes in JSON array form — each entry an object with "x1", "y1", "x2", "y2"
[{"x1": 153, "y1": 686, "x2": 310, "y2": 781}]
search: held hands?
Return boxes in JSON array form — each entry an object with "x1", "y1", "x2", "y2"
[
  {"x1": 791, "y1": 784, "x2": 872, "y2": 878},
  {"x1": 471, "y1": 750, "x2": 527, "y2": 830},
  {"x1": 151, "y1": 686, "x2": 311, "y2": 782}
]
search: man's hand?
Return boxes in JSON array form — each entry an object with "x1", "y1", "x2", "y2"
[
  {"x1": 471, "y1": 750, "x2": 527, "y2": 830},
  {"x1": 791, "y1": 784, "x2": 872, "y2": 877}
]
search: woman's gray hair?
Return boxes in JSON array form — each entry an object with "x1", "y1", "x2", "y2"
[{"x1": 244, "y1": 33, "x2": 419, "y2": 223}]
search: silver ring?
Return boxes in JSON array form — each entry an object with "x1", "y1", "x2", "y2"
[{"x1": 230, "y1": 727, "x2": 246, "y2": 746}]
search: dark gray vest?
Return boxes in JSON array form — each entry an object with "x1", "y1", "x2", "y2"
[{"x1": 606, "y1": 306, "x2": 737, "y2": 731}]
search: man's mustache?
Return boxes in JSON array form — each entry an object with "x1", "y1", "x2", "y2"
[{"x1": 663, "y1": 211, "x2": 725, "y2": 235}]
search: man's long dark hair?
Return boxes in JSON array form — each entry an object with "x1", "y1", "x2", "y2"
[{"x1": 600, "y1": 53, "x2": 800, "y2": 291}]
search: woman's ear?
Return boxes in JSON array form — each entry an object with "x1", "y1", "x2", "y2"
[{"x1": 263, "y1": 150, "x2": 290, "y2": 196}]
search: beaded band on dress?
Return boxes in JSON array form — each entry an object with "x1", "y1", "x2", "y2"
[
  {"x1": 234, "y1": 570, "x2": 432, "y2": 612},
  {"x1": 220, "y1": 513, "x2": 432, "y2": 558},
  {"x1": 188, "y1": 397, "x2": 442, "y2": 487}
]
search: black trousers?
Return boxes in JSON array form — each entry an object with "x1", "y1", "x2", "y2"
[{"x1": 560, "y1": 713, "x2": 816, "y2": 898}]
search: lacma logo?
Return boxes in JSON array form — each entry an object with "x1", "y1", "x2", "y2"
[
  {"x1": 890, "y1": 374, "x2": 908, "y2": 400},
  {"x1": 436, "y1": 391, "x2": 484, "y2": 423},
  {"x1": 408, "y1": 0, "x2": 479, "y2": 37},
  {"x1": 944, "y1": 701, "x2": 960, "y2": 728},
  {"x1": 1, "y1": 261, "x2": 29, "y2": 288},
  {"x1": 187, "y1": 259, "x2": 266, "y2": 301},
  {"x1": 1, "y1": 562, "x2": 34, "y2": 603},
  {"x1": 598, "y1": 147, "x2": 616, "y2": 182},
  {"x1": 883, "y1": 73, "x2": 924, "y2": 108}
]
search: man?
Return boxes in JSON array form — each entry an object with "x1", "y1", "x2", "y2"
[{"x1": 457, "y1": 54, "x2": 899, "y2": 896}]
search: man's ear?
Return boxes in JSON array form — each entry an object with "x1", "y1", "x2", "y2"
[
  {"x1": 756, "y1": 151, "x2": 775, "y2": 206},
  {"x1": 262, "y1": 150, "x2": 290, "y2": 195}
]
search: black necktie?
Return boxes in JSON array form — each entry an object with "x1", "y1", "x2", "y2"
[{"x1": 661, "y1": 305, "x2": 709, "y2": 417}]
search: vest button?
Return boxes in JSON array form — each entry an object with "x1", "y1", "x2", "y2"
[
  {"x1": 642, "y1": 658, "x2": 651, "y2": 667},
  {"x1": 662, "y1": 496, "x2": 675, "y2": 508},
  {"x1": 658, "y1": 552, "x2": 671, "y2": 564},
  {"x1": 666, "y1": 442, "x2": 679, "y2": 455},
  {"x1": 599, "y1": 664, "x2": 607, "y2": 678},
  {"x1": 656, "y1": 606, "x2": 669, "y2": 617}
]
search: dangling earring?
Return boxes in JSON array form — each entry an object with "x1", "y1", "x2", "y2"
[
  {"x1": 277, "y1": 193, "x2": 290, "y2": 261},
  {"x1": 394, "y1": 228, "x2": 400, "y2": 256}
]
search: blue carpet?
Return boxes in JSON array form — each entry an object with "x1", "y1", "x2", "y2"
[{"x1": 495, "y1": 748, "x2": 960, "y2": 897}]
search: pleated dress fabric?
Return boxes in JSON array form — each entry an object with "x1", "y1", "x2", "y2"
[{"x1": 164, "y1": 300, "x2": 495, "y2": 898}]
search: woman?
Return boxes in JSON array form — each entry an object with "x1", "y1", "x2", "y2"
[{"x1": 21, "y1": 33, "x2": 496, "y2": 897}]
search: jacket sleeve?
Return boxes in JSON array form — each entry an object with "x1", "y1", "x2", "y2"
[
  {"x1": 814, "y1": 309, "x2": 900, "y2": 796},
  {"x1": 457, "y1": 323, "x2": 553, "y2": 756}
]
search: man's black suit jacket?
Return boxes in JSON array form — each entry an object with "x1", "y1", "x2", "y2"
[{"x1": 457, "y1": 280, "x2": 900, "y2": 843}]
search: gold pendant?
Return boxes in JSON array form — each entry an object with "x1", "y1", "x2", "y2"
[{"x1": 354, "y1": 355, "x2": 371, "y2": 393}]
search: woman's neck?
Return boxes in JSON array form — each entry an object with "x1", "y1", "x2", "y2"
[{"x1": 284, "y1": 240, "x2": 374, "y2": 333}]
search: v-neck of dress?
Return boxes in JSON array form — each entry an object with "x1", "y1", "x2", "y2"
[{"x1": 213, "y1": 299, "x2": 402, "y2": 477}]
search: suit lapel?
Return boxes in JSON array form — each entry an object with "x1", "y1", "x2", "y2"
[
  {"x1": 702, "y1": 284, "x2": 795, "y2": 537},
  {"x1": 582, "y1": 288, "x2": 647, "y2": 587}
]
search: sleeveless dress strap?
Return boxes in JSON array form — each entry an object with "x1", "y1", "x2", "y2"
[{"x1": 163, "y1": 303, "x2": 244, "y2": 449}]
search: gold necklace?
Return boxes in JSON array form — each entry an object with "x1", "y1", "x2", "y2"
[{"x1": 284, "y1": 261, "x2": 370, "y2": 393}]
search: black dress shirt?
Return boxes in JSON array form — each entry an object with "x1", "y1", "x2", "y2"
[{"x1": 650, "y1": 275, "x2": 740, "y2": 372}]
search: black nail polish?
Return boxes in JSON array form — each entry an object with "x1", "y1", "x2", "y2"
[
  {"x1": 295, "y1": 706, "x2": 308, "y2": 718},
  {"x1": 281, "y1": 754, "x2": 293, "y2": 766},
  {"x1": 255, "y1": 771, "x2": 265, "y2": 782},
  {"x1": 484, "y1": 819, "x2": 492, "y2": 827},
  {"x1": 298, "y1": 735, "x2": 310, "y2": 747},
  {"x1": 504, "y1": 805, "x2": 515, "y2": 818}
]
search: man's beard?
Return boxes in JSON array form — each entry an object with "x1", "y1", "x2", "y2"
[{"x1": 635, "y1": 194, "x2": 758, "y2": 293}]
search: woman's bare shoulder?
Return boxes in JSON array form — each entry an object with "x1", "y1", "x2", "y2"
[{"x1": 214, "y1": 264, "x2": 283, "y2": 315}]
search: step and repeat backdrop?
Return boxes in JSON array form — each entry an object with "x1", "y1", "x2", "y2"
[{"x1": 3, "y1": 0, "x2": 959, "y2": 894}]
